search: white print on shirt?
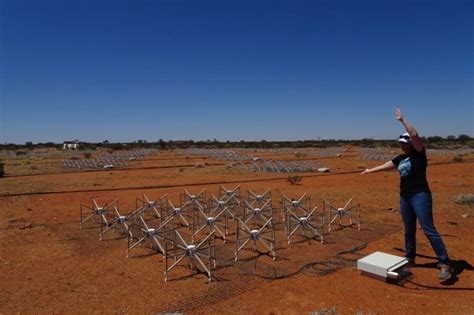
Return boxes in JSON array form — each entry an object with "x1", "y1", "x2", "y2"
[{"x1": 398, "y1": 157, "x2": 412, "y2": 177}]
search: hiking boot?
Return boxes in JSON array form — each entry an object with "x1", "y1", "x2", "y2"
[
  {"x1": 438, "y1": 264, "x2": 453, "y2": 282},
  {"x1": 396, "y1": 260, "x2": 414, "y2": 279},
  {"x1": 403, "y1": 258, "x2": 415, "y2": 271}
]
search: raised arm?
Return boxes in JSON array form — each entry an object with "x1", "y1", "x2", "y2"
[
  {"x1": 395, "y1": 108, "x2": 424, "y2": 152},
  {"x1": 360, "y1": 160, "x2": 396, "y2": 175}
]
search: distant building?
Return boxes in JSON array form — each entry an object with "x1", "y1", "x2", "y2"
[{"x1": 63, "y1": 140, "x2": 79, "y2": 150}]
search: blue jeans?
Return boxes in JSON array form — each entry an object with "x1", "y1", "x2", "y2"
[{"x1": 400, "y1": 191, "x2": 450, "y2": 265}]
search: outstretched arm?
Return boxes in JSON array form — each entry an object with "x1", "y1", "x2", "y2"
[
  {"x1": 360, "y1": 160, "x2": 396, "y2": 175},
  {"x1": 395, "y1": 108, "x2": 424, "y2": 152}
]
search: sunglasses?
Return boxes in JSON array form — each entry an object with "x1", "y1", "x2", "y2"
[{"x1": 399, "y1": 135, "x2": 410, "y2": 140}]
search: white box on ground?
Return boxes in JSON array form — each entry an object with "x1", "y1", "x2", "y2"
[{"x1": 357, "y1": 251, "x2": 408, "y2": 280}]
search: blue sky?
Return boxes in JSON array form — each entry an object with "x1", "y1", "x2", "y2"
[{"x1": 1, "y1": 0, "x2": 472, "y2": 143}]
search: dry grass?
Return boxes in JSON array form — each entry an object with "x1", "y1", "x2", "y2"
[{"x1": 454, "y1": 194, "x2": 474, "y2": 205}]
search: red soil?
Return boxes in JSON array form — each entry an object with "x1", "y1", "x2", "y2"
[{"x1": 1, "y1": 149, "x2": 473, "y2": 314}]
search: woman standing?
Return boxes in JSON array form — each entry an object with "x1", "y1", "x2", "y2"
[{"x1": 361, "y1": 108, "x2": 453, "y2": 282}]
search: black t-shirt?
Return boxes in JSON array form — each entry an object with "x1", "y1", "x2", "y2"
[{"x1": 391, "y1": 148, "x2": 430, "y2": 196}]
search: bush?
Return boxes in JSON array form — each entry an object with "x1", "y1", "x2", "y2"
[
  {"x1": 225, "y1": 163, "x2": 236, "y2": 170},
  {"x1": 287, "y1": 175, "x2": 302, "y2": 185},
  {"x1": 0, "y1": 162, "x2": 4, "y2": 177},
  {"x1": 454, "y1": 194, "x2": 474, "y2": 205},
  {"x1": 84, "y1": 152, "x2": 92, "y2": 159},
  {"x1": 294, "y1": 152, "x2": 307, "y2": 158},
  {"x1": 452, "y1": 156, "x2": 464, "y2": 163}
]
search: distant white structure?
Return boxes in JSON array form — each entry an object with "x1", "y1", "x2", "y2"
[{"x1": 63, "y1": 142, "x2": 79, "y2": 150}]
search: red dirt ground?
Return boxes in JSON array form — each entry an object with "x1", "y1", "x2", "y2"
[{"x1": 1, "y1": 148, "x2": 473, "y2": 314}]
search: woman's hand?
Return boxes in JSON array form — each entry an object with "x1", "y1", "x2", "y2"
[
  {"x1": 395, "y1": 108, "x2": 404, "y2": 122},
  {"x1": 360, "y1": 168, "x2": 371, "y2": 175}
]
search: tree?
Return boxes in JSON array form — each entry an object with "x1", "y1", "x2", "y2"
[
  {"x1": 361, "y1": 138, "x2": 375, "y2": 147},
  {"x1": 158, "y1": 139, "x2": 167, "y2": 150},
  {"x1": 458, "y1": 134, "x2": 471, "y2": 143},
  {"x1": 427, "y1": 136, "x2": 443, "y2": 143}
]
